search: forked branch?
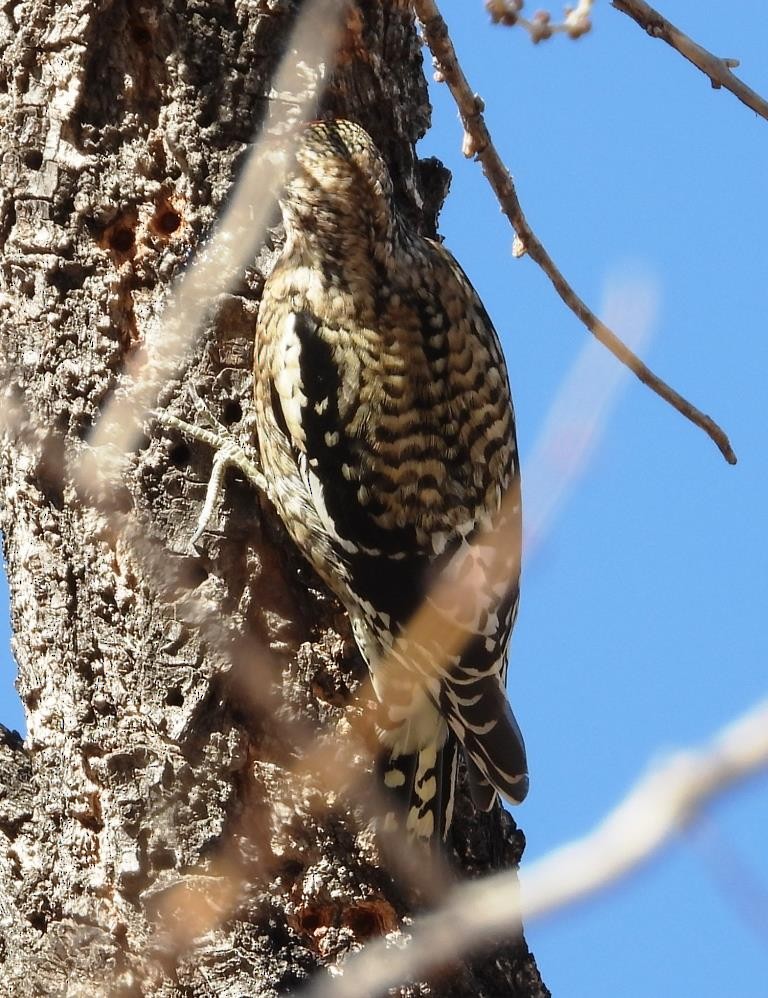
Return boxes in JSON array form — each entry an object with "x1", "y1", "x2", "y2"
[
  {"x1": 413, "y1": 0, "x2": 737, "y2": 465},
  {"x1": 613, "y1": 0, "x2": 768, "y2": 123}
]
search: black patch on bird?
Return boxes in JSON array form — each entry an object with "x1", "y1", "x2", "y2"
[
  {"x1": 291, "y1": 311, "x2": 420, "y2": 567},
  {"x1": 347, "y1": 548, "x2": 430, "y2": 628},
  {"x1": 270, "y1": 379, "x2": 291, "y2": 441},
  {"x1": 284, "y1": 311, "x2": 437, "y2": 627}
]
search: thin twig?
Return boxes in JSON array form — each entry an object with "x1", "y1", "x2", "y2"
[
  {"x1": 613, "y1": 0, "x2": 768, "y2": 123},
  {"x1": 300, "y1": 698, "x2": 768, "y2": 997},
  {"x1": 414, "y1": 0, "x2": 737, "y2": 465}
]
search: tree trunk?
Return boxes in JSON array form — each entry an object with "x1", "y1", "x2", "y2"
[{"x1": 0, "y1": 1, "x2": 548, "y2": 994}]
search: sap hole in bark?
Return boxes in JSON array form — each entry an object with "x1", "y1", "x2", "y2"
[
  {"x1": 169, "y1": 442, "x2": 190, "y2": 467},
  {"x1": 100, "y1": 212, "x2": 138, "y2": 258},
  {"x1": 342, "y1": 900, "x2": 398, "y2": 940},
  {"x1": 165, "y1": 686, "x2": 184, "y2": 706},
  {"x1": 52, "y1": 195, "x2": 76, "y2": 228},
  {"x1": 343, "y1": 907, "x2": 377, "y2": 939},
  {"x1": 109, "y1": 227, "x2": 135, "y2": 253},
  {"x1": 160, "y1": 766, "x2": 174, "y2": 792},
  {"x1": 296, "y1": 905, "x2": 330, "y2": 935},
  {"x1": 151, "y1": 198, "x2": 183, "y2": 239},
  {"x1": 23, "y1": 148, "x2": 43, "y2": 170},
  {"x1": 118, "y1": 488, "x2": 133, "y2": 513},
  {"x1": 157, "y1": 209, "x2": 180, "y2": 235},
  {"x1": 221, "y1": 399, "x2": 242, "y2": 426}
]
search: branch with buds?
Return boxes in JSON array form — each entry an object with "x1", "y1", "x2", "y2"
[{"x1": 486, "y1": 0, "x2": 593, "y2": 44}]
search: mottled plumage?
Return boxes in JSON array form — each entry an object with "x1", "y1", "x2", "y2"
[{"x1": 254, "y1": 120, "x2": 528, "y2": 840}]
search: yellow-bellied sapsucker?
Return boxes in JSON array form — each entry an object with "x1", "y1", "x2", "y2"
[{"x1": 254, "y1": 120, "x2": 528, "y2": 841}]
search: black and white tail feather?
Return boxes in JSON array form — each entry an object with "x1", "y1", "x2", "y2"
[{"x1": 380, "y1": 734, "x2": 460, "y2": 843}]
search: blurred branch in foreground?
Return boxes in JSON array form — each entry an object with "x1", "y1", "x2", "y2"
[
  {"x1": 414, "y1": 0, "x2": 737, "y2": 465},
  {"x1": 523, "y1": 274, "x2": 657, "y2": 556},
  {"x1": 300, "y1": 698, "x2": 768, "y2": 997},
  {"x1": 612, "y1": 0, "x2": 768, "y2": 123}
]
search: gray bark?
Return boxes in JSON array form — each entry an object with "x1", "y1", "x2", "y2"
[{"x1": 0, "y1": 1, "x2": 549, "y2": 994}]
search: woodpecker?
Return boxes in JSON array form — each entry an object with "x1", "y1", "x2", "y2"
[{"x1": 254, "y1": 119, "x2": 528, "y2": 841}]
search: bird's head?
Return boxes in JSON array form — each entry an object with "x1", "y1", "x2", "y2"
[{"x1": 279, "y1": 119, "x2": 396, "y2": 252}]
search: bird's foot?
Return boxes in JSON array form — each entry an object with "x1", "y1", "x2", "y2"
[{"x1": 151, "y1": 392, "x2": 266, "y2": 551}]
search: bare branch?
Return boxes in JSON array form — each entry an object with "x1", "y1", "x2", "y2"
[
  {"x1": 301, "y1": 698, "x2": 768, "y2": 997},
  {"x1": 414, "y1": 0, "x2": 737, "y2": 465},
  {"x1": 613, "y1": 0, "x2": 768, "y2": 123}
]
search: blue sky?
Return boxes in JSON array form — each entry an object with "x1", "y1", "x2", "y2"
[{"x1": 1, "y1": 2, "x2": 766, "y2": 995}]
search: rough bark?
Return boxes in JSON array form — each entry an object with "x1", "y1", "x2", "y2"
[{"x1": 0, "y1": 1, "x2": 548, "y2": 995}]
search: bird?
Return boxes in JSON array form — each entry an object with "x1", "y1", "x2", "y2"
[{"x1": 253, "y1": 119, "x2": 528, "y2": 842}]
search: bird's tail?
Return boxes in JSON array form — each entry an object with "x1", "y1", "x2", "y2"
[
  {"x1": 378, "y1": 732, "x2": 460, "y2": 843},
  {"x1": 449, "y1": 680, "x2": 529, "y2": 810}
]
